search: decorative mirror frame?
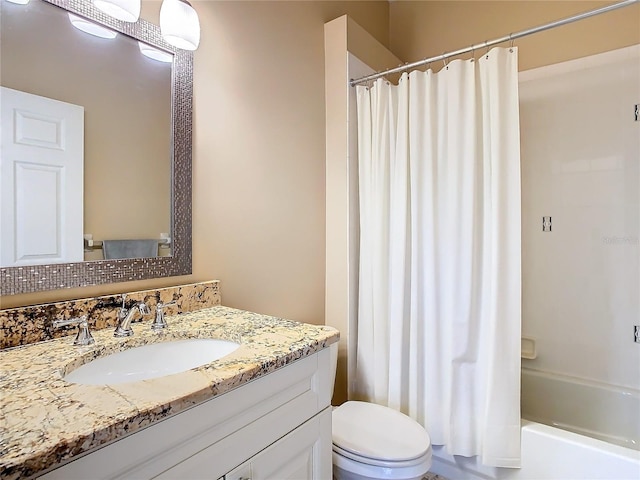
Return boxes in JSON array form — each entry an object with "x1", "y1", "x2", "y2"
[{"x1": 0, "y1": 0, "x2": 192, "y2": 296}]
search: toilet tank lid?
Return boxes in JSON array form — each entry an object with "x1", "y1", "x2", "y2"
[{"x1": 332, "y1": 401, "x2": 431, "y2": 462}]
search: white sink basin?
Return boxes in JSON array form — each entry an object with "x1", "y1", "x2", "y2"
[{"x1": 64, "y1": 338, "x2": 240, "y2": 385}]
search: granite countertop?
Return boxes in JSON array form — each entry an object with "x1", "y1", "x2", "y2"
[{"x1": 0, "y1": 306, "x2": 339, "y2": 479}]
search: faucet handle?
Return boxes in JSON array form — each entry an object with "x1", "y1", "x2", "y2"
[
  {"x1": 53, "y1": 315, "x2": 95, "y2": 346},
  {"x1": 118, "y1": 293, "x2": 128, "y2": 319},
  {"x1": 151, "y1": 301, "x2": 176, "y2": 330}
]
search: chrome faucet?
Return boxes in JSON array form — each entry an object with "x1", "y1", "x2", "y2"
[
  {"x1": 151, "y1": 300, "x2": 176, "y2": 330},
  {"x1": 114, "y1": 297, "x2": 150, "y2": 337},
  {"x1": 53, "y1": 315, "x2": 95, "y2": 346}
]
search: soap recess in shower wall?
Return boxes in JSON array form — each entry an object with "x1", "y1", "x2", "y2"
[{"x1": 522, "y1": 336, "x2": 537, "y2": 359}]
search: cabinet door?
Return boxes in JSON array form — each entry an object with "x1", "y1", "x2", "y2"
[
  {"x1": 225, "y1": 407, "x2": 331, "y2": 480},
  {"x1": 249, "y1": 407, "x2": 331, "y2": 480}
]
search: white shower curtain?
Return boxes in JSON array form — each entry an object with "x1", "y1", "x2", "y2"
[{"x1": 354, "y1": 47, "x2": 522, "y2": 467}]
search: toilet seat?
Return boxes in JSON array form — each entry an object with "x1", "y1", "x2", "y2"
[
  {"x1": 332, "y1": 401, "x2": 431, "y2": 463},
  {"x1": 333, "y1": 443, "x2": 432, "y2": 469}
]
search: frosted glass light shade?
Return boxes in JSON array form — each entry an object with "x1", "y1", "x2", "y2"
[
  {"x1": 93, "y1": 0, "x2": 140, "y2": 23},
  {"x1": 160, "y1": 0, "x2": 200, "y2": 51},
  {"x1": 69, "y1": 13, "x2": 118, "y2": 39},
  {"x1": 5, "y1": 0, "x2": 30, "y2": 5},
  {"x1": 138, "y1": 42, "x2": 173, "y2": 63}
]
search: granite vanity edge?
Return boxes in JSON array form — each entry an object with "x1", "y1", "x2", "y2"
[{"x1": 0, "y1": 305, "x2": 339, "y2": 480}]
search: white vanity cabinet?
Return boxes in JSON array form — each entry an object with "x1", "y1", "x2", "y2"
[
  {"x1": 180, "y1": 408, "x2": 331, "y2": 480},
  {"x1": 38, "y1": 348, "x2": 333, "y2": 480}
]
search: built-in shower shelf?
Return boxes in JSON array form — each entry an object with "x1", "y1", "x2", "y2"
[{"x1": 522, "y1": 336, "x2": 537, "y2": 360}]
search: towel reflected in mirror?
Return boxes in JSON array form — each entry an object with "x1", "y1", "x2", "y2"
[{"x1": 102, "y1": 239, "x2": 158, "y2": 260}]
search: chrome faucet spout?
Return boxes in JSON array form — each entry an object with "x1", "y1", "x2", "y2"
[{"x1": 114, "y1": 302, "x2": 149, "y2": 337}]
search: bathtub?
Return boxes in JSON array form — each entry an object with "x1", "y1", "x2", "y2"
[{"x1": 428, "y1": 369, "x2": 640, "y2": 479}]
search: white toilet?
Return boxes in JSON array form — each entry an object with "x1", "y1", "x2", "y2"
[{"x1": 329, "y1": 344, "x2": 432, "y2": 480}]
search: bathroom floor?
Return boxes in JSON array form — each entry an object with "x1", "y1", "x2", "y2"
[{"x1": 424, "y1": 474, "x2": 449, "y2": 480}]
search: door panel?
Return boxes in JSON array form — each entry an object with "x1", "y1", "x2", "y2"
[
  {"x1": 15, "y1": 162, "x2": 62, "y2": 260},
  {"x1": 14, "y1": 109, "x2": 65, "y2": 149}
]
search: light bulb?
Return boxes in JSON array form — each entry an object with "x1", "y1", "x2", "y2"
[
  {"x1": 93, "y1": 0, "x2": 140, "y2": 23},
  {"x1": 69, "y1": 13, "x2": 117, "y2": 39},
  {"x1": 138, "y1": 42, "x2": 173, "y2": 63},
  {"x1": 160, "y1": 0, "x2": 200, "y2": 51}
]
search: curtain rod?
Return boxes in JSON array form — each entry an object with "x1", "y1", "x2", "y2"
[{"x1": 350, "y1": 0, "x2": 639, "y2": 86}]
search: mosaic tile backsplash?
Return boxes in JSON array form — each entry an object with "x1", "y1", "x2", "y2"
[{"x1": 0, "y1": 281, "x2": 220, "y2": 350}]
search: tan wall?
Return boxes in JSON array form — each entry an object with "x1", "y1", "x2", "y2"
[
  {"x1": 2, "y1": 1, "x2": 390, "y2": 319},
  {"x1": 325, "y1": 16, "x2": 400, "y2": 403},
  {"x1": 189, "y1": 1, "x2": 389, "y2": 324},
  {"x1": 390, "y1": 1, "x2": 640, "y2": 72},
  {"x1": 0, "y1": 0, "x2": 171, "y2": 264}
]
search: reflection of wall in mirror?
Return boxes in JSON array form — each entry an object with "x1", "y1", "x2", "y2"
[{"x1": 0, "y1": 0, "x2": 172, "y2": 261}]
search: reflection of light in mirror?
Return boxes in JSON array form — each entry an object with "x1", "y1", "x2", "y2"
[
  {"x1": 5, "y1": 0, "x2": 30, "y2": 4},
  {"x1": 160, "y1": 0, "x2": 200, "y2": 51},
  {"x1": 68, "y1": 13, "x2": 117, "y2": 39},
  {"x1": 138, "y1": 42, "x2": 173, "y2": 63},
  {"x1": 93, "y1": 0, "x2": 140, "y2": 23}
]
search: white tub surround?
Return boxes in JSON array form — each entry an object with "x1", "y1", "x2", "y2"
[
  {"x1": 514, "y1": 44, "x2": 640, "y2": 478},
  {"x1": 521, "y1": 368, "x2": 639, "y2": 450},
  {"x1": 520, "y1": 44, "x2": 640, "y2": 393}
]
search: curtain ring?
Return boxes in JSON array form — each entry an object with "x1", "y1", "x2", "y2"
[
  {"x1": 443, "y1": 53, "x2": 449, "y2": 70},
  {"x1": 509, "y1": 33, "x2": 514, "y2": 52},
  {"x1": 470, "y1": 45, "x2": 475, "y2": 62},
  {"x1": 365, "y1": 76, "x2": 376, "y2": 90},
  {"x1": 401, "y1": 62, "x2": 410, "y2": 81}
]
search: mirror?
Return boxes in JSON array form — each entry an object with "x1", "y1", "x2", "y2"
[
  {"x1": 1, "y1": 0, "x2": 172, "y2": 264},
  {"x1": 0, "y1": 0, "x2": 193, "y2": 295}
]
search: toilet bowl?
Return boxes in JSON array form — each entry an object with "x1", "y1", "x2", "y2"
[{"x1": 329, "y1": 344, "x2": 432, "y2": 480}]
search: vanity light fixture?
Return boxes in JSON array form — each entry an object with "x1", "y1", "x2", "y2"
[
  {"x1": 68, "y1": 13, "x2": 118, "y2": 39},
  {"x1": 4, "y1": 0, "x2": 30, "y2": 4},
  {"x1": 138, "y1": 41, "x2": 173, "y2": 63},
  {"x1": 93, "y1": 0, "x2": 140, "y2": 23},
  {"x1": 160, "y1": 0, "x2": 200, "y2": 51}
]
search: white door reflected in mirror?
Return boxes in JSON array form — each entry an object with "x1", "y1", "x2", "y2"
[{"x1": 0, "y1": 87, "x2": 84, "y2": 267}]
